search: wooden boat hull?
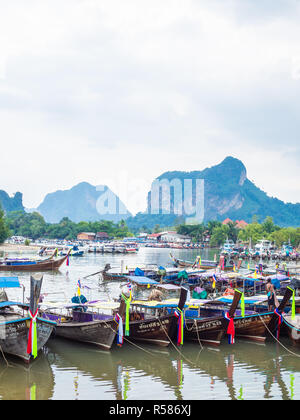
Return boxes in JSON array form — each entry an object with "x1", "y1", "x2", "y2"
[
  {"x1": 233, "y1": 313, "x2": 273, "y2": 343},
  {"x1": 52, "y1": 319, "x2": 119, "y2": 350},
  {"x1": 184, "y1": 317, "x2": 228, "y2": 346},
  {"x1": 173, "y1": 259, "x2": 194, "y2": 268},
  {"x1": 171, "y1": 255, "x2": 232, "y2": 271},
  {"x1": 232, "y1": 288, "x2": 294, "y2": 343},
  {"x1": 0, "y1": 255, "x2": 68, "y2": 272},
  {"x1": 101, "y1": 271, "x2": 129, "y2": 282},
  {"x1": 126, "y1": 315, "x2": 175, "y2": 347},
  {"x1": 0, "y1": 317, "x2": 55, "y2": 363},
  {"x1": 41, "y1": 299, "x2": 126, "y2": 350},
  {"x1": 283, "y1": 315, "x2": 300, "y2": 346},
  {"x1": 183, "y1": 290, "x2": 243, "y2": 346},
  {"x1": 184, "y1": 312, "x2": 274, "y2": 345},
  {"x1": 124, "y1": 287, "x2": 188, "y2": 347}
]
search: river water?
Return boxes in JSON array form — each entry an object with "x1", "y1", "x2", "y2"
[{"x1": 0, "y1": 247, "x2": 299, "y2": 400}]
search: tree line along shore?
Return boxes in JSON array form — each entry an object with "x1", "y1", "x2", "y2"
[{"x1": 0, "y1": 208, "x2": 300, "y2": 249}]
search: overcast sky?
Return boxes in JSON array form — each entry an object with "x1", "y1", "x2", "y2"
[{"x1": 1, "y1": 0, "x2": 300, "y2": 215}]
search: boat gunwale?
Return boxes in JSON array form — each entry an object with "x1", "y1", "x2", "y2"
[{"x1": 0, "y1": 316, "x2": 57, "y2": 326}]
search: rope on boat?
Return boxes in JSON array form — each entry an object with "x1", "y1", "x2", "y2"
[
  {"x1": 156, "y1": 317, "x2": 197, "y2": 366},
  {"x1": 103, "y1": 315, "x2": 198, "y2": 366},
  {"x1": 258, "y1": 314, "x2": 300, "y2": 358},
  {"x1": 102, "y1": 320, "x2": 158, "y2": 357},
  {"x1": 0, "y1": 345, "x2": 11, "y2": 367},
  {"x1": 184, "y1": 319, "x2": 204, "y2": 350},
  {"x1": 194, "y1": 319, "x2": 204, "y2": 351}
]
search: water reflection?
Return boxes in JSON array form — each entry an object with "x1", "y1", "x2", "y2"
[
  {"x1": 46, "y1": 338, "x2": 183, "y2": 400},
  {"x1": 175, "y1": 340, "x2": 300, "y2": 400},
  {"x1": 0, "y1": 323, "x2": 299, "y2": 400},
  {"x1": 0, "y1": 351, "x2": 54, "y2": 400},
  {"x1": 36, "y1": 337, "x2": 300, "y2": 400}
]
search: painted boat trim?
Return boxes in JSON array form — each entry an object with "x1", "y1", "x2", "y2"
[
  {"x1": 283, "y1": 318, "x2": 300, "y2": 332},
  {"x1": 0, "y1": 317, "x2": 56, "y2": 326},
  {"x1": 234, "y1": 312, "x2": 272, "y2": 320}
]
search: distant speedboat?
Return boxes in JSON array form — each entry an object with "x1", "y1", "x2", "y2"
[
  {"x1": 125, "y1": 247, "x2": 138, "y2": 254},
  {"x1": 220, "y1": 239, "x2": 235, "y2": 254},
  {"x1": 254, "y1": 240, "x2": 272, "y2": 256},
  {"x1": 59, "y1": 246, "x2": 84, "y2": 257},
  {"x1": 281, "y1": 243, "x2": 293, "y2": 257}
]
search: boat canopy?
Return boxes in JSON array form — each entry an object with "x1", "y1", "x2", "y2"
[
  {"x1": 40, "y1": 300, "x2": 121, "y2": 311},
  {"x1": 131, "y1": 298, "x2": 188, "y2": 309},
  {"x1": 156, "y1": 284, "x2": 181, "y2": 290},
  {"x1": 125, "y1": 276, "x2": 159, "y2": 286},
  {"x1": 0, "y1": 277, "x2": 20, "y2": 288},
  {"x1": 266, "y1": 274, "x2": 290, "y2": 281},
  {"x1": 215, "y1": 295, "x2": 268, "y2": 305}
]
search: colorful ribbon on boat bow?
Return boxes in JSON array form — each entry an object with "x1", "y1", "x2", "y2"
[
  {"x1": 174, "y1": 307, "x2": 184, "y2": 346},
  {"x1": 224, "y1": 312, "x2": 235, "y2": 344},
  {"x1": 288, "y1": 286, "x2": 296, "y2": 320},
  {"x1": 27, "y1": 309, "x2": 38, "y2": 359},
  {"x1": 212, "y1": 274, "x2": 217, "y2": 289},
  {"x1": 114, "y1": 313, "x2": 124, "y2": 346},
  {"x1": 273, "y1": 308, "x2": 283, "y2": 339},
  {"x1": 121, "y1": 293, "x2": 131, "y2": 336},
  {"x1": 240, "y1": 292, "x2": 245, "y2": 318}
]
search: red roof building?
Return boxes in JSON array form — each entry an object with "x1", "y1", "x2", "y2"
[
  {"x1": 222, "y1": 219, "x2": 248, "y2": 229},
  {"x1": 235, "y1": 220, "x2": 248, "y2": 229},
  {"x1": 77, "y1": 232, "x2": 96, "y2": 241},
  {"x1": 148, "y1": 233, "x2": 162, "y2": 240},
  {"x1": 222, "y1": 218, "x2": 233, "y2": 225}
]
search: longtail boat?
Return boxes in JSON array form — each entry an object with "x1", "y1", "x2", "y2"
[
  {"x1": 0, "y1": 249, "x2": 70, "y2": 272},
  {"x1": 40, "y1": 298, "x2": 126, "y2": 351},
  {"x1": 101, "y1": 264, "x2": 159, "y2": 282},
  {"x1": 282, "y1": 313, "x2": 300, "y2": 346},
  {"x1": 102, "y1": 264, "x2": 203, "y2": 287},
  {"x1": 170, "y1": 253, "x2": 217, "y2": 269},
  {"x1": 170, "y1": 253, "x2": 234, "y2": 271},
  {"x1": 278, "y1": 287, "x2": 300, "y2": 345},
  {"x1": 101, "y1": 264, "x2": 133, "y2": 282},
  {"x1": 123, "y1": 287, "x2": 188, "y2": 347},
  {"x1": 203, "y1": 287, "x2": 294, "y2": 343},
  {"x1": 232, "y1": 287, "x2": 293, "y2": 342},
  {"x1": 183, "y1": 289, "x2": 242, "y2": 346},
  {"x1": 0, "y1": 275, "x2": 56, "y2": 363}
]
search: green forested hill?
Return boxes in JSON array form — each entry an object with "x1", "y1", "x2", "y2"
[
  {"x1": 127, "y1": 156, "x2": 300, "y2": 230},
  {"x1": 0, "y1": 191, "x2": 24, "y2": 213}
]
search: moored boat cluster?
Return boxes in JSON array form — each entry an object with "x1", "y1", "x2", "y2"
[{"x1": 0, "y1": 248, "x2": 300, "y2": 363}]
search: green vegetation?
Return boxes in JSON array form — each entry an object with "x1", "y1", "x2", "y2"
[
  {"x1": 3, "y1": 210, "x2": 300, "y2": 248},
  {"x1": 175, "y1": 216, "x2": 300, "y2": 247},
  {"x1": 238, "y1": 217, "x2": 300, "y2": 247},
  {"x1": 176, "y1": 220, "x2": 239, "y2": 246},
  {"x1": 0, "y1": 205, "x2": 10, "y2": 244},
  {"x1": 0, "y1": 191, "x2": 24, "y2": 213},
  {"x1": 5, "y1": 211, "x2": 133, "y2": 240}
]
